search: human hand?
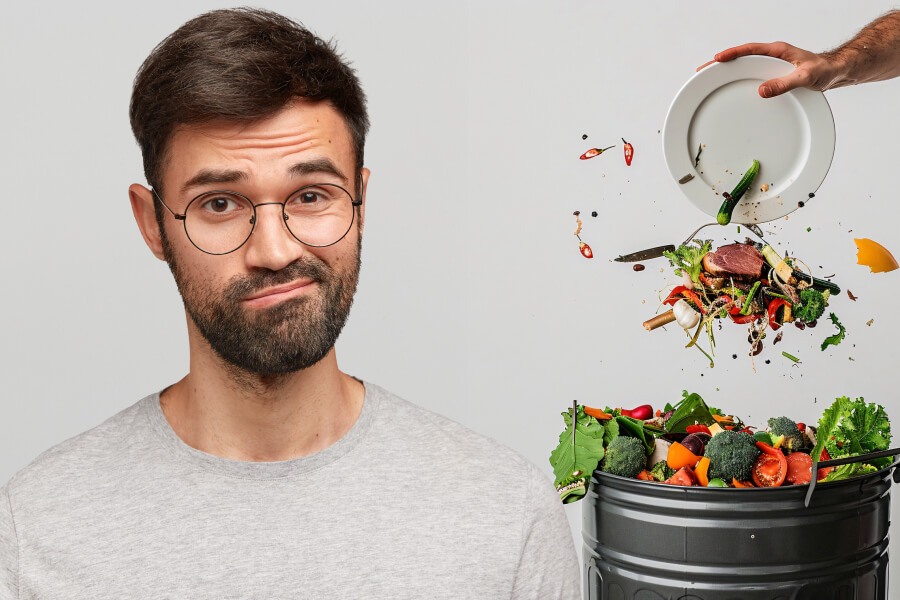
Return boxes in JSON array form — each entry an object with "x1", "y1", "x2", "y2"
[{"x1": 697, "y1": 42, "x2": 843, "y2": 98}]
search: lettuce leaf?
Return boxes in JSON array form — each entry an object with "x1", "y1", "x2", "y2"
[
  {"x1": 811, "y1": 396, "x2": 850, "y2": 465},
  {"x1": 549, "y1": 406, "x2": 606, "y2": 502},
  {"x1": 820, "y1": 313, "x2": 846, "y2": 351},
  {"x1": 663, "y1": 240, "x2": 712, "y2": 285}
]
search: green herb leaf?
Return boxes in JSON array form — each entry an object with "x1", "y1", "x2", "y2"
[{"x1": 820, "y1": 313, "x2": 846, "y2": 351}]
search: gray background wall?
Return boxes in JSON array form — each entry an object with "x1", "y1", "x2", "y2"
[{"x1": 2, "y1": 0, "x2": 899, "y2": 593}]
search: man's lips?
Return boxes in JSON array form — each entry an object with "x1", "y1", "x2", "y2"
[{"x1": 242, "y1": 279, "x2": 316, "y2": 308}]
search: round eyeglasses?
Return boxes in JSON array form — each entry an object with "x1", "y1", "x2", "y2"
[{"x1": 153, "y1": 184, "x2": 362, "y2": 255}]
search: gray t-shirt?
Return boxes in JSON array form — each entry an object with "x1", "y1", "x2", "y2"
[{"x1": 0, "y1": 382, "x2": 579, "y2": 599}]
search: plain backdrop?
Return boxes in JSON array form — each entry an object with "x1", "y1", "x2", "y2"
[{"x1": 3, "y1": 0, "x2": 900, "y2": 594}]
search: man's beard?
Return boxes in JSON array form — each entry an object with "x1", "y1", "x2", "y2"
[{"x1": 162, "y1": 231, "x2": 361, "y2": 376}]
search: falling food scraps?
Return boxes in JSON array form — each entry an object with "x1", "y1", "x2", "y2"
[
  {"x1": 854, "y1": 238, "x2": 899, "y2": 273},
  {"x1": 573, "y1": 211, "x2": 592, "y2": 259},
  {"x1": 622, "y1": 138, "x2": 634, "y2": 166},
  {"x1": 580, "y1": 145, "x2": 615, "y2": 160}
]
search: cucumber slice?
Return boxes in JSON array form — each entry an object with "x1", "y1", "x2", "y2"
[{"x1": 717, "y1": 159, "x2": 760, "y2": 226}]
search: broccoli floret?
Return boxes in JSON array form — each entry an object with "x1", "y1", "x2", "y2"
[
  {"x1": 601, "y1": 436, "x2": 647, "y2": 478},
  {"x1": 703, "y1": 430, "x2": 760, "y2": 482},
  {"x1": 649, "y1": 460, "x2": 675, "y2": 482},
  {"x1": 767, "y1": 416, "x2": 804, "y2": 453},
  {"x1": 794, "y1": 288, "x2": 825, "y2": 323}
]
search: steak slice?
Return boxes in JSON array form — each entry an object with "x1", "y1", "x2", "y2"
[{"x1": 702, "y1": 243, "x2": 764, "y2": 279}]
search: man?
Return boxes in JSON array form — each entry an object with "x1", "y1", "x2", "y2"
[
  {"x1": 0, "y1": 8, "x2": 579, "y2": 598},
  {"x1": 701, "y1": 10, "x2": 900, "y2": 97}
]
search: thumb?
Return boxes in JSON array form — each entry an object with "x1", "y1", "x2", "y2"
[{"x1": 759, "y1": 71, "x2": 806, "y2": 98}]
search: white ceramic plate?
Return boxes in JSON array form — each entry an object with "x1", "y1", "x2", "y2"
[{"x1": 662, "y1": 56, "x2": 835, "y2": 224}]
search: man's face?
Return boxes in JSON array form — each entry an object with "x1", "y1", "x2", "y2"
[{"x1": 155, "y1": 100, "x2": 368, "y2": 375}]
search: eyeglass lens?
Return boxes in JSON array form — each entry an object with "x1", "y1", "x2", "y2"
[{"x1": 183, "y1": 184, "x2": 355, "y2": 254}]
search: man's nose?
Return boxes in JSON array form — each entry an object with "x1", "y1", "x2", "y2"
[{"x1": 242, "y1": 203, "x2": 305, "y2": 271}]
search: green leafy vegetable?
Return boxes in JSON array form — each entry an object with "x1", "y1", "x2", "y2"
[
  {"x1": 549, "y1": 406, "x2": 606, "y2": 503},
  {"x1": 666, "y1": 391, "x2": 716, "y2": 434},
  {"x1": 663, "y1": 239, "x2": 712, "y2": 285},
  {"x1": 827, "y1": 398, "x2": 891, "y2": 468},
  {"x1": 820, "y1": 462, "x2": 878, "y2": 482},
  {"x1": 820, "y1": 313, "x2": 846, "y2": 351},
  {"x1": 811, "y1": 396, "x2": 850, "y2": 466},
  {"x1": 614, "y1": 415, "x2": 655, "y2": 455}
]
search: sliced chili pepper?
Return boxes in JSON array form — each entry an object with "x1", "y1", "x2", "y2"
[
  {"x1": 663, "y1": 286, "x2": 706, "y2": 314},
  {"x1": 752, "y1": 441, "x2": 787, "y2": 487},
  {"x1": 718, "y1": 294, "x2": 743, "y2": 316},
  {"x1": 767, "y1": 298, "x2": 789, "y2": 331},
  {"x1": 730, "y1": 313, "x2": 758, "y2": 325},
  {"x1": 579, "y1": 242, "x2": 593, "y2": 259},
  {"x1": 817, "y1": 449, "x2": 834, "y2": 481},
  {"x1": 622, "y1": 138, "x2": 634, "y2": 166},
  {"x1": 579, "y1": 145, "x2": 615, "y2": 160},
  {"x1": 797, "y1": 422, "x2": 806, "y2": 432},
  {"x1": 685, "y1": 424, "x2": 712, "y2": 435},
  {"x1": 620, "y1": 404, "x2": 653, "y2": 420}
]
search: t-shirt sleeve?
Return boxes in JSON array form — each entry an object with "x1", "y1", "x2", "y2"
[
  {"x1": 509, "y1": 463, "x2": 580, "y2": 600},
  {"x1": 0, "y1": 485, "x2": 18, "y2": 599}
]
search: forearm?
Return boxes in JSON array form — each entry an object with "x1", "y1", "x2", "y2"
[{"x1": 824, "y1": 10, "x2": 900, "y2": 88}]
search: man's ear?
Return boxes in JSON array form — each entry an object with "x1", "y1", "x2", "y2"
[
  {"x1": 129, "y1": 184, "x2": 167, "y2": 261},
  {"x1": 358, "y1": 168, "x2": 370, "y2": 231}
]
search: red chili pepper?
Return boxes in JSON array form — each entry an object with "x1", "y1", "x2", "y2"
[
  {"x1": 767, "y1": 298, "x2": 789, "y2": 330},
  {"x1": 718, "y1": 294, "x2": 743, "y2": 316},
  {"x1": 620, "y1": 404, "x2": 653, "y2": 420},
  {"x1": 730, "y1": 313, "x2": 758, "y2": 325},
  {"x1": 797, "y1": 422, "x2": 806, "y2": 432},
  {"x1": 579, "y1": 242, "x2": 593, "y2": 259},
  {"x1": 579, "y1": 145, "x2": 615, "y2": 160},
  {"x1": 663, "y1": 286, "x2": 706, "y2": 314},
  {"x1": 622, "y1": 138, "x2": 633, "y2": 166},
  {"x1": 685, "y1": 424, "x2": 711, "y2": 435}
]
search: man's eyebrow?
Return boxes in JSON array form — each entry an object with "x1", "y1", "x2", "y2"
[
  {"x1": 181, "y1": 168, "x2": 248, "y2": 193},
  {"x1": 289, "y1": 158, "x2": 348, "y2": 183}
]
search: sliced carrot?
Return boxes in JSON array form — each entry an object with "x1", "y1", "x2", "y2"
[
  {"x1": 712, "y1": 414, "x2": 734, "y2": 423},
  {"x1": 635, "y1": 470, "x2": 654, "y2": 481},
  {"x1": 583, "y1": 406, "x2": 613, "y2": 420},
  {"x1": 695, "y1": 457, "x2": 711, "y2": 487},
  {"x1": 732, "y1": 478, "x2": 755, "y2": 488},
  {"x1": 667, "y1": 442, "x2": 701, "y2": 471}
]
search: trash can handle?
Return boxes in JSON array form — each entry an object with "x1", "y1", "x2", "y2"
[{"x1": 805, "y1": 447, "x2": 900, "y2": 507}]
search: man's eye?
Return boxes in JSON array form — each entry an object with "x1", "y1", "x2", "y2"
[
  {"x1": 299, "y1": 192, "x2": 320, "y2": 204},
  {"x1": 202, "y1": 196, "x2": 240, "y2": 213}
]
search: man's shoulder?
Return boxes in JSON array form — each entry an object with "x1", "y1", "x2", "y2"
[
  {"x1": 366, "y1": 383, "x2": 547, "y2": 488},
  {"x1": 3, "y1": 395, "x2": 155, "y2": 498}
]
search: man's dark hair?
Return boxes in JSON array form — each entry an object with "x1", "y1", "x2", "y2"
[{"x1": 130, "y1": 7, "x2": 369, "y2": 207}]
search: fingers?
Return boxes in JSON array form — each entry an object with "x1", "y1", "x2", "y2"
[{"x1": 713, "y1": 42, "x2": 800, "y2": 64}]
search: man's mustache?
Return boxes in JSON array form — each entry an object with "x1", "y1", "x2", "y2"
[{"x1": 223, "y1": 257, "x2": 332, "y2": 301}]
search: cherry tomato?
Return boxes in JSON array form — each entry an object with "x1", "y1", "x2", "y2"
[{"x1": 785, "y1": 452, "x2": 813, "y2": 485}]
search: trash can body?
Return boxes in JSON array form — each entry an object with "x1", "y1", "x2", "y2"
[{"x1": 583, "y1": 465, "x2": 894, "y2": 600}]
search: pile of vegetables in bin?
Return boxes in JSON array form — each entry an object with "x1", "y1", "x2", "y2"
[
  {"x1": 645, "y1": 235, "x2": 846, "y2": 364},
  {"x1": 550, "y1": 392, "x2": 891, "y2": 503}
]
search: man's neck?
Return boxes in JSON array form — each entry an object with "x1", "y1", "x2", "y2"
[{"x1": 160, "y1": 344, "x2": 365, "y2": 463}]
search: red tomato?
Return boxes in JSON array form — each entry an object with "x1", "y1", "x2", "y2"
[
  {"x1": 785, "y1": 452, "x2": 813, "y2": 485},
  {"x1": 664, "y1": 466, "x2": 697, "y2": 487},
  {"x1": 752, "y1": 443, "x2": 787, "y2": 487},
  {"x1": 685, "y1": 424, "x2": 712, "y2": 435}
]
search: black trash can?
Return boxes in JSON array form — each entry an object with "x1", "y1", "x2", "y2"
[{"x1": 583, "y1": 462, "x2": 897, "y2": 599}]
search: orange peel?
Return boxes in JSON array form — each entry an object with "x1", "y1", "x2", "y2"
[{"x1": 854, "y1": 238, "x2": 899, "y2": 273}]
